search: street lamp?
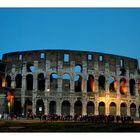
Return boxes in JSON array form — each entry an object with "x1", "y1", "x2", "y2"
[
  {"x1": 39, "y1": 106, "x2": 42, "y2": 115},
  {"x1": 7, "y1": 90, "x2": 14, "y2": 115},
  {"x1": 2, "y1": 79, "x2": 6, "y2": 88},
  {"x1": 47, "y1": 88, "x2": 50, "y2": 92}
]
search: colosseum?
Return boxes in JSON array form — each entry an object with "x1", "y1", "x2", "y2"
[{"x1": 0, "y1": 49, "x2": 140, "y2": 119}]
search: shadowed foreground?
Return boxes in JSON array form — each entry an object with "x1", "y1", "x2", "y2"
[{"x1": 0, "y1": 120, "x2": 140, "y2": 132}]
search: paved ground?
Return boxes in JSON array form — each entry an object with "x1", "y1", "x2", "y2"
[{"x1": 0, "y1": 120, "x2": 140, "y2": 132}]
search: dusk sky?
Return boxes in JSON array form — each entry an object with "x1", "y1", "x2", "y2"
[{"x1": 0, "y1": 8, "x2": 140, "y2": 66}]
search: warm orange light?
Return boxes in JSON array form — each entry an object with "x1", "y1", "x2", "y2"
[
  {"x1": 114, "y1": 79, "x2": 117, "y2": 90},
  {"x1": 138, "y1": 80, "x2": 140, "y2": 92},
  {"x1": 89, "y1": 77, "x2": 94, "y2": 92},
  {"x1": 80, "y1": 76, "x2": 84, "y2": 92},
  {"x1": 7, "y1": 91, "x2": 13, "y2": 104},
  {"x1": 2, "y1": 79, "x2": 6, "y2": 87},
  {"x1": 120, "y1": 80, "x2": 127, "y2": 94}
]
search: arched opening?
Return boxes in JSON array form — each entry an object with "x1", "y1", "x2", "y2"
[
  {"x1": 50, "y1": 73, "x2": 58, "y2": 91},
  {"x1": 87, "y1": 101, "x2": 94, "y2": 116},
  {"x1": 87, "y1": 75, "x2": 94, "y2": 92},
  {"x1": 74, "y1": 64, "x2": 82, "y2": 73},
  {"x1": 138, "y1": 80, "x2": 140, "y2": 95},
  {"x1": 120, "y1": 103, "x2": 127, "y2": 116},
  {"x1": 13, "y1": 100, "x2": 21, "y2": 115},
  {"x1": 129, "y1": 79, "x2": 135, "y2": 96},
  {"x1": 109, "y1": 102, "x2": 116, "y2": 116},
  {"x1": 99, "y1": 55, "x2": 103, "y2": 61},
  {"x1": 24, "y1": 99, "x2": 32, "y2": 116},
  {"x1": 40, "y1": 52, "x2": 45, "y2": 59},
  {"x1": 74, "y1": 100, "x2": 82, "y2": 115},
  {"x1": 130, "y1": 103, "x2": 136, "y2": 117},
  {"x1": 74, "y1": 75, "x2": 83, "y2": 92},
  {"x1": 98, "y1": 75, "x2": 105, "y2": 91},
  {"x1": 49, "y1": 101, "x2": 56, "y2": 115},
  {"x1": 109, "y1": 76, "x2": 117, "y2": 92},
  {"x1": 120, "y1": 59, "x2": 124, "y2": 67},
  {"x1": 64, "y1": 54, "x2": 70, "y2": 62},
  {"x1": 15, "y1": 74, "x2": 22, "y2": 88},
  {"x1": 26, "y1": 74, "x2": 33, "y2": 90},
  {"x1": 62, "y1": 74, "x2": 70, "y2": 92},
  {"x1": 120, "y1": 78, "x2": 127, "y2": 95},
  {"x1": 119, "y1": 59, "x2": 126, "y2": 76},
  {"x1": 61, "y1": 101, "x2": 70, "y2": 115},
  {"x1": 6, "y1": 75, "x2": 11, "y2": 88},
  {"x1": 26, "y1": 63, "x2": 35, "y2": 72},
  {"x1": 120, "y1": 68, "x2": 126, "y2": 76},
  {"x1": 38, "y1": 73, "x2": 45, "y2": 91},
  {"x1": 98, "y1": 102, "x2": 105, "y2": 115},
  {"x1": 36, "y1": 99, "x2": 44, "y2": 115},
  {"x1": 18, "y1": 54, "x2": 23, "y2": 60},
  {"x1": 88, "y1": 54, "x2": 93, "y2": 60}
]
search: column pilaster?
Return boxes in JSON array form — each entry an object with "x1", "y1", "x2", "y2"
[
  {"x1": 82, "y1": 101, "x2": 87, "y2": 116},
  {"x1": 32, "y1": 95, "x2": 36, "y2": 115},
  {"x1": 70, "y1": 101, "x2": 74, "y2": 117},
  {"x1": 45, "y1": 79, "x2": 49, "y2": 91},
  {"x1": 21, "y1": 92, "x2": 25, "y2": 115},
  {"x1": 11, "y1": 64, "x2": 16, "y2": 88},
  {"x1": 70, "y1": 75, "x2": 74, "y2": 93},
  {"x1": 44, "y1": 99, "x2": 48, "y2": 115},
  {"x1": 135, "y1": 82, "x2": 139, "y2": 96},
  {"x1": 94, "y1": 77, "x2": 98, "y2": 93},
  {"x1": 105, "y1": 79, "x2": 109, "y2": 93},
  {"x1": 116, "y1": 79, "x2": 120, "y2": 94},
  {"x1": 21, "y1": 75, "x2": 26, "y2": 115},
  {"x1": 33, "y1": 74, "x2": 38, "y2": 91},
  {"x1": 94, "y1": 101, "x2": 99, "y2": 115},
  {"x1": 105, "y1": 103, "x2": 109, "y2": 116},
  {"x1": 56, "y1": 100, "x2": 61, "y2": 115},
  {"x1": 127, "y1": 104, "x2": 130, "y2": 116},
  {"x1": 105, "y1": 63, "x2": 109, "y2": 93},
  {"x1": 116, "y1": 102, "x2": 120, "y2": 116},
  {"x1": 58, "y1": 77, "x2": 62, "y2": 93},
  {"x1": 83, "y1": 75, "x2": 87, "y2": 93}
]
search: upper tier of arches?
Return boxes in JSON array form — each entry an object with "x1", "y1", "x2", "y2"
[{"x1": 0, "y1": 73, "x2": 139, "y2": 96}]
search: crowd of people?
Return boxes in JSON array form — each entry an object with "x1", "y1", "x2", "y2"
[{"x1": 0, "y1": 113, "x2": 134, "y2": 124}]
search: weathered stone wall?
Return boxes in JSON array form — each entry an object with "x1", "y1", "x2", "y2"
[{"x1": 0, "y1": 50, "x2": 140, "y2": 118}]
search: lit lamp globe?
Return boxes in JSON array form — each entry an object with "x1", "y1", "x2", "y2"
[{"x1": 2, "y1": 79, "x2": 6, "y2": 88}]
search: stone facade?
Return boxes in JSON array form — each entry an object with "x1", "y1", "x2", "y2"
[{"x1": 0, "y1": 50, "x2": 140, "y2": 118}]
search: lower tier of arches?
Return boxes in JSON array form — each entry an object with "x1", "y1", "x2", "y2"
[{"x1": 2, "y1": 98, "x2": 140, "y2": 119}]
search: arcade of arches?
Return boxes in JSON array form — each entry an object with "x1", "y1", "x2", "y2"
[
  {"x1": 1, "y1": 72, "x2": 140, "y2": 118},
  {"x1": 13, "y1": 99, "x2": 139, "y2": 118},
  {"x1": 0, "y1": 73, "x2": 139, "y2": 96}
]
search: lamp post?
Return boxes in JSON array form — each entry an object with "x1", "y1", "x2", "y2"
[
  {"x1": 39, "y1": 106, "x2": 42, "y2": 115},
  {"x1": 7, "y1": 90, "x2": 14, "y2": 115},
  {"x1": 2, "y1": 79, "x2": 6, "y2": 88}
]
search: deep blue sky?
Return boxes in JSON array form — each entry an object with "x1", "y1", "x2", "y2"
[{"x1": 0, "y1": 8, "x2": 140, "y2": 66}]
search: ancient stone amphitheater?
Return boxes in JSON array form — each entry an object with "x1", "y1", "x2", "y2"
[{"x1": 0, "y1": 50, "x2": 140, "y2": 118}]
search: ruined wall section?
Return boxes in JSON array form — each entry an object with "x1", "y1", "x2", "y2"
[
  {"x1": 1, "y1": 51, "x2": 139, "y2": 88},
  {"x1": 2, "y1": 50, "x2": 138, "y2": 73},
  {"x1": 1, "y1": 50, "x2": 140, "y2": 117},
  {"x1": 2, "y1": 50, "x2": 139, "y2": 96}
]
